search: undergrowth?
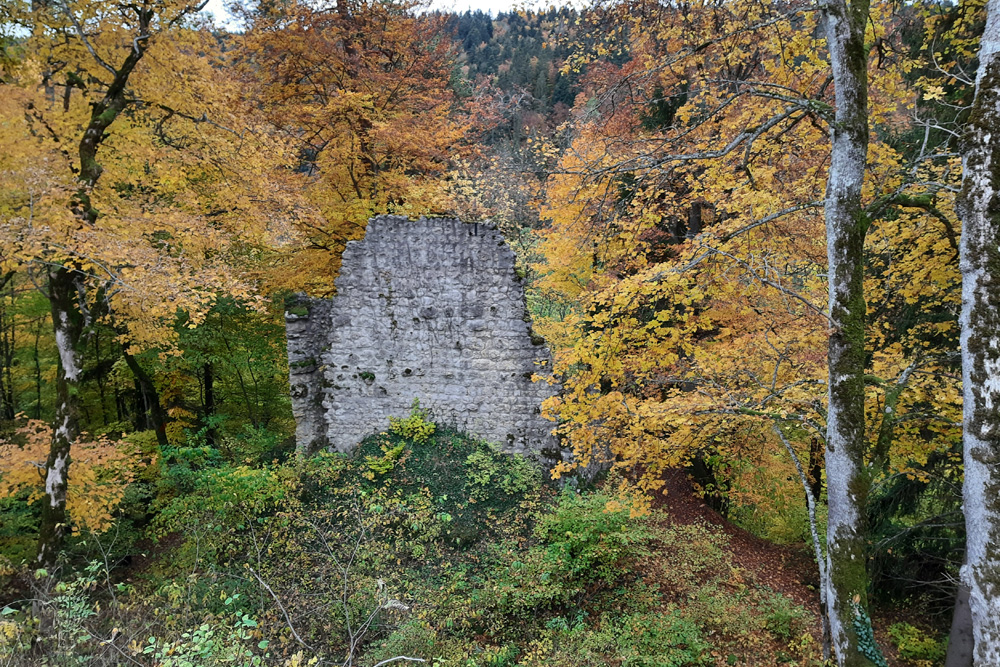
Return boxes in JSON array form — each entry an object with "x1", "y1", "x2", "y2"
[{"x1": 0, "y1": 420, "x2": 822, "y2": 666}]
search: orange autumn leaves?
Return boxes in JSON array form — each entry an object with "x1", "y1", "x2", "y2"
[
  {"x1": 0, "y1": 419, "x2": 144, "y2": 534},
  {"x1": 0, "y1": 12, "x2": 297, "y2": 356},
  {"x1": 239, "y1": 0, "x2": 469, "y2": 296}
]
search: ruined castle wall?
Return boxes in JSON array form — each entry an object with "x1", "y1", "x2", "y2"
[{"x1": 286, "y1": 216, "x2": 559, "y2": 461}]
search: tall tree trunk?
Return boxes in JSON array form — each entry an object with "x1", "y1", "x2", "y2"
[
  {"x1": 33, "y1": 322, "x2": 42, "y2": 420},
  {"x1": 822, "y1": 0, "x2": 879, "y2": 663},
  {"x1": 0, "y1": 281, "x2": 16, "y2": 422},
  {"x1": 36, "y1": 268, "x2": 84, "y2": 567},
  {"x1": 34, "y1": 3, "x2": 153, "y2": 565},
  {"x1": 123, "y1": 350, "x2": 169, "y2": 448},
  {"x1": 809, "y1": 436, "x2": 824, "y2": 501},
  {"x1": 93, "y1": 329, "x2": 109, "y2": 425},
  {"x1": 957, "y1": 1, "x2": 1000, "y2": 661}
]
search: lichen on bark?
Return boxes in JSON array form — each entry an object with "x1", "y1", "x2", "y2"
[
  {"x1": 957, "y1": 2, "x2": 1000, "y2": 660},
  {"x1": 821, "y1": 0, "x2": 881, "y2": 662}
]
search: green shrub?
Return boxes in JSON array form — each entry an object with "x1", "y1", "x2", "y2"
[
  {"x1": 142, "y1": 605, "x2": 271, "y2": 667},
  {"x1": 155, "y1": 464, "x2": 290, "y2": 531},
  {"x1": 388, "y1": 399, "x2": 436, "y2": 443},
  {"x1": 490, "y1": 542, "x2": 581, "y2": 615},
  {"x1": 220, "y1": 424, "x2": 292, "y2": 465},
  {"x1": 363, "y1": 441, "x2": 406, "y2": 478},
  {"x1": 156, "y1": 444, "x2": 225, "y2": 498},
  {"x1": 887, "y1": 622, "x2": 947, "y2": 665},
  {"x1": 485, "y1": 492, "x2": 652, "y2": 619},
  {"x1": 762, "y1": 593, "x2": 810, "y2": 640},
  {"x1": 0, "y1": 492, "x2": 38, "y2": 567},
  {"x1": 580, "y1": 610, "x2": 712, "y2": 667},
  {"x1": 465, "y1": 448, "x2": 539, "y2": 501},
  {"x1": 36, "y1": 414, "x2": 829, "y2": 667},
  {"x1": 535, "y1": 491, "x2": 650, "y2": 584},
  {"x1": 352, "y1": 427, "x2": 543, "y2": 547},
  {"x1": 152, "y1": 462, "x2": 293, "y2": 567}
]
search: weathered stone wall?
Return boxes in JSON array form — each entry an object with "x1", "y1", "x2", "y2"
[{"x1": 286, "y1": 215, "x2": 560, "y2": 462}]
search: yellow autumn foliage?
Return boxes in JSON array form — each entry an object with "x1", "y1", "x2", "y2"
[
  {"x1": 533, "y1": 0, "x2": 961, "y2": 508},
  {"x1": 0, "y1": 419, "x2": 144, "y2": 534},
  {"x1": 0, "y1": 9, "x2": 300, "y2": 355}
]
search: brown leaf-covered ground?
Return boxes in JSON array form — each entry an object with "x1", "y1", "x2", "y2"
[
  {"x1": 654, "y1": 468, "x2": 821, "y2": 610},
  {"x1": 653, "y1": 467, "x2": 911, "y2": 667}
]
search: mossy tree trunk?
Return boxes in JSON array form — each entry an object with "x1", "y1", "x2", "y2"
[
  {"x1": 821, "y1": 0, "x2": 880, "y2": 663},
  {"x1": 35, "y1": 4, "x2": 154, "y2": 567},
  {"x1": 36, "y1": 269, "x2": 84, "y2": 567},
  {"x1": 957, "y1": 0, "x2": 1000, "y2": 661}
]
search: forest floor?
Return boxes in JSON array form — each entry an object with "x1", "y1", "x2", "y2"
[
  {"x1": 653, "y1": 468, "x2": 821, "y2": 612},
  {"x1": 653, "y1": 467, "x2": 911, "y2": 667}
]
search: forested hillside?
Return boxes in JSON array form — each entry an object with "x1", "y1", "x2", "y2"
[{"x1": 1, "y1": 0, "x2": 998, "y2": 664}]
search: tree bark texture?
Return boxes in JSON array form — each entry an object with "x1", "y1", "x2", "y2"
[
  {"x1": 821, "y1": 0, "x2": 878, "y2": 663},
  {"x1": 36, "y1": 268, "x2": 84, "y2": 567},
  {"x1": 957, "y1": 0, "x2": 1000, "y2": 661},
  {"x1": 946, "y1": 577, "x2": 974, "y2": 667}
]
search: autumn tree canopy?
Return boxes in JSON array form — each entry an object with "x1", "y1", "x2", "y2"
[
  {"x1": 238, "y1": 0, "x2": 468, "y2": 294},
  {"x1": 0, "y1": 0, "x2": 296, "y2": 564},
  {"x1": 0, "y1": 0, "x2": 997, "y2": 663},
  {"x1": 529, "y1": 0, "x2": 966, "y2": 661}
]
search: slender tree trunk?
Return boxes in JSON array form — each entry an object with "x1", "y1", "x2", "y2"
[
  {"x1": 809, "y1": 436, "x2": 824, "y2": 501},
  {"x1": 33, "y1": 322, "x2": 42, "y2": 420},
  {"x1": 36, "y1": 268, "x2": 84, "y2": 567},
  {"x1": 122, "y1": 350, "x2": 169, "y2": 448},
  {"x1": 957, "y1": 1, "x2": 1000, "y2": 661},
  {"x1": 94, "y1": 329, "x2": 109, "y2": 425},
  {"x1": 203, "y1": 361, "x2": 216, "y2": 446},
  {"x1": 821, "y1": 0, "x2": 879, "y2": 663},
  {"x1": 221, "y1": 326, "x2": 259, "y2": 429},
  {"x1": 131, "y1": 378, "x2": 145, "y2": 431},
  {"x1": 773, "y1": 425, "x2": 833, "y2": 661},
  {"x1": 0, "y1": 285, "x2": 16, "y2": 422}
]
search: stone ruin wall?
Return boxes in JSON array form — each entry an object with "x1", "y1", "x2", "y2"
[{"x1": 286, "y1": 215, "x2": 560, "y2": 463}]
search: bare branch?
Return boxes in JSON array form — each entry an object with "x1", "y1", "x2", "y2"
[
  {"x1": 246, "y1": 566, "x2": 316, "y2": 654},
  {"x1": 771, "y1": 424, "x2": 831, "y2": 659},
  {"x1": 694, "y1": 244, "x2": 831, "y2": 322},
  {"x1": 371, "y1": 658, "x2": 426, "y2": 667},
  {"x1": 58, "y1": 4, "x2": 117, "y2": 75}
]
